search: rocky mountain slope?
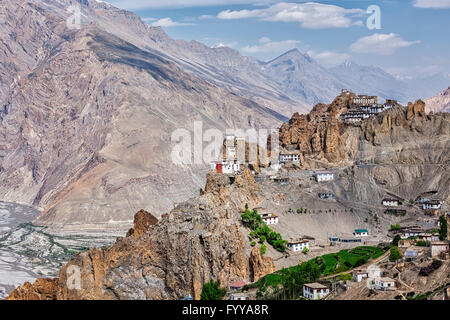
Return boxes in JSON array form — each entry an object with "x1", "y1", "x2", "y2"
[
  {"x1": 0, "y1": 0, "x2": 286, "y2": 233},
  {"x1": 278, "y1": 92, "x2": 450, "y2": 208},
  {"x1": 6, "y1": 91, "x2": 449, "y2": 300},
  {"x1": 7, "y1": 169, "x2": 276, "y2": 300},
  {"x1": 0, "y1": 0, "x2": 447, "y2": 234},
  {"x1": 425, "y1": 87, "x2": 450, "y2": 114}
]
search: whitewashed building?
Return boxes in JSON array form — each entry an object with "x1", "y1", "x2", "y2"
[
  {"x1": 353, "y1": 229, "x2": 369, "y2": 237},
  {"x1": 353, "y1": 270, "x2": 369, "y2": 283},
  {"x1": 374, "y1": 277, "x2": 396, "y2": 290},
  {"x1": 431, "y1": 242, "x2": 450, "y2": 258},
  {"x1": 382, "y1": 199, "x2": 399, "y2": 207},
  {"x1": 260, "y1": 213, "x2": 279, "y2": 225},
  {"x1": 229, "y1": 293, "x2": 250, "y2": 301},
  {"x1": 279, "y1": 153, "x2": 300, "y2": 163},
  {"x1": 211, "y1": 161, "x2": 241, "y2": 175},
  {"x1": 315, "y1": 171, "x2": 334, "y2": 182},
  {"x1": 303, "y1": 283, "x2": 330, "y2": 300},
  {"x1": 423, "y1": 200, "x2": 442, "y2": 210},
  {"x1": 287, "y1": 239, "x2": 310, "y2": 252}
]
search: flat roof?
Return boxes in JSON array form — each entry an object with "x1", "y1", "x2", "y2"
[
  {"x1": 304, "y1": 283, "x2": 328, "y2": 289},
  {"x1": 288, "y1": 239, "x2": 310, "y2": 245},
  {"x1": 354, "y1": 229, "x2": 368, "y2": 233},
  {"x1": 379, "y1": 277, "x2": 395, "y2": 283}
]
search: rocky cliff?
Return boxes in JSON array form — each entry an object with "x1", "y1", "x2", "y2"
[
  {"x1": 278, "y1": 92, "x2": 450, "y2": 207},
  {"x1": 7, "y1": 169, "x2": 274, "y2": 300}
]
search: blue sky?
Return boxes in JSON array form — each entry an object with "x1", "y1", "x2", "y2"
[{"x1": 105, "y1": 0, "x2": 450, "y2": 79}]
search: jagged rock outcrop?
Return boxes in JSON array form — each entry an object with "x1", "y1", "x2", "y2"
[
  {"x1": 7, "y1": 278, "x2": 59, "y2": 300},
  {"x1": 249, "y1": 247, "x2": 276, "y2": 282},
  {"x1": 407, "y1": 100, "x2": 426, "y2": 120},
  {"x1": 126, "y1": 210, "x2": 158, "y2": 238}
]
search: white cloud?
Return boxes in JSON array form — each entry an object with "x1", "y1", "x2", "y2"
[
  {"x1": 242, "y1": 37, "x2": 301, "y2": 54},
  {"x1": 307, "y1": 50, "x2": 350, "y2": 66},
  {"x1": 217, "y1": 2, "x2": 365, "y2": 29},
  {"x1": 199, "y1": 14, "x2": 214, "y2": 20},
  {"x1": 413, "y1": 0, "x2": 450, "y2": 8},
  {"x1": 350, "y1": 33, "x2": 420, "y2": 55},
  {"x1": 151, "y1": 18, "x2": 195, "y2": 27}
]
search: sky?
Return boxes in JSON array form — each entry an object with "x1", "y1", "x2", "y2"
[{"x1": 104, "y1": 0, "x2": 450, "y2": 79}]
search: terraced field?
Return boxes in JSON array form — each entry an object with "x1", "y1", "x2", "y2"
[{"x1": 318, "y1": 246, "x2": 385, "y2": 276}]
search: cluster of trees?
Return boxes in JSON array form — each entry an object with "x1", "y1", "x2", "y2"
[
  {"x1": 257, "y1": 260, "x2": 323, "y2": 300},
  {"x1": 390, "y1": 224, "x2": 401, "y2": 231},
  {"x1": 416, "y1": 240, "x2": 431, "y2": 247},
  {"x1": 389, "y1": 246, "x2": 403, "y2": 262},
  {"x1": 296, "y1": 208, "x2": 308, "y2": 214},
  {"x1": 242, "y1": 205, "x2": 287, "y2": 252},
  {"x1": 200, "y1": 280, "x2": 227, "y2": 300}
]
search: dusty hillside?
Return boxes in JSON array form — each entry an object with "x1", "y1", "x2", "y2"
[{"x1": 0, "y1": 0, "x2": 284, "y2": 233}]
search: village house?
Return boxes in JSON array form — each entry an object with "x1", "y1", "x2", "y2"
[
  {"x1": 279, "y1": 153, "x2": 300, "y2": 163},
  {"x1": 303, "y1": 283, "x2": 330, "y2": 300},
  {"x1": 270, "y1": 161, "x2": 282, "y2": 171},
  {"x1": 273, "y1": 177, "x2": 289, "y2": 185},
  {"x1": 229, "y1": 293, "x2": 251, "y2": 301},
  {"x1": 340, "y1": 237, "x2": 362, "y2": 243},
  {"x1": 374, "y1": 277, "x2": 396, "y2": 291},
  {"x1": 315, "y1": 171, "x2": 334, "y2": 182},
  {"x1": 401, "y1": 229, "x2": 422, "y2": 239},
  {"x1": 318, "y1": 192, "x2": 334, "y2": 200},
  {"x1": 423, "y1": 200, "x2": 442, "y2": 210},
  {"x1": 343, "y1": 109, "x2": 370, "y2": 123},
  {"x1": 260, "y1": 213, "x2": 279, "y2": 225},
  {"x1": 404, "y1": 249, "x2": 419, "y2": 261},
  {"x1": 329, "y1": 236, "x2": 340, "y2": 246},
  {"x1": 431, "y1": 242, "x2": 450, "y2": 258},
  {"x1": 210, "y1": 160, "x2": 241, "y2": 175},
  {"x1": 353, "y1": 270, "x2": 369, "y2": 283},
  {"x1": 351, "y1": 94, "x2": 378, "y2": 106},
  {"x1": 382, "y1": 199, "x2": 399, "y2": 207},
  {"x1": 287, "y1": 239, "x2": 310, "y2": 252},
  {"x1": 353, "y1": 229, "x2": 369, "y2": 237},
  {"x1": 398, "y1": 239, "x2": 412, "y2": 248}
]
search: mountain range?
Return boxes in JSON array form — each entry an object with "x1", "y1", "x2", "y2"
[{"x1": 0, "y1": 0, "x2": 448, "y2": 233}]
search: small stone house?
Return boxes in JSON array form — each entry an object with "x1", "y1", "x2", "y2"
[{"x1": 303, "y1": 283, "x2": 330, "y2": 300}]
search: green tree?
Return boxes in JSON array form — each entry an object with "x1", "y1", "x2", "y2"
[
  {"x1": 439, "y1": 215, "x2": 448, "y2": 241},
  {"x1": 261, "y1": 244, "x2": 267, "y2": 255},
  {"x1": 200, "y1": 280, "x2": 227, "y2": 300},
  {"x1": 302, "y1": 247, "x2": 309, "y2": 254},
  {"x1": 389, "y1": 246, "x2": 402, "y2": 262},
  {"x1": 392, "y1": 235, "x2": 401, "y2": 247}
]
